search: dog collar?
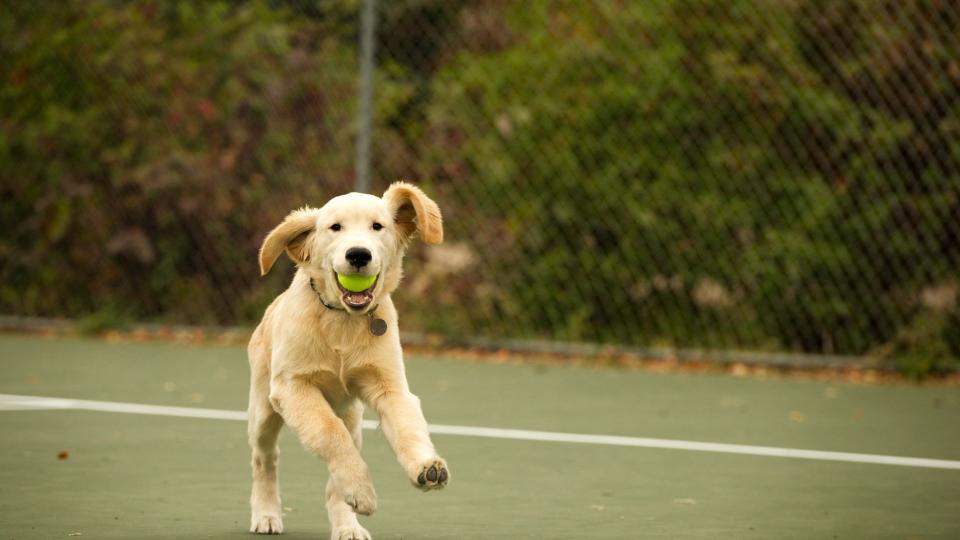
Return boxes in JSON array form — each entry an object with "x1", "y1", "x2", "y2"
[
  {"x1": 309, "y1": 278, "x2": 344, "y2": 311},
  {"x1": 309, "y1": 278, "x2": 387, "y2": 336}
]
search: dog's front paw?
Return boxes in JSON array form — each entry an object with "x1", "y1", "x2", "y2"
[
  {"x1": 412, "y1": 457, "x2": 449, "y2": 491},
  {"x1": 332, "y1": 524, "x2": 372, "y2": 540},
  {"x1": 250, "y1": 513, "x2": 283, "y2": 535},
  {"x1": 343, "y1": 482, "x2": 377, "y2": 516},
  {"x1": 332, "y1": 464, "x2": 378, "y2": 516}
]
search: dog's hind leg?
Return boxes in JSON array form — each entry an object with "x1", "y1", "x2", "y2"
[
  {"x1": 326, "y1": 400, "x2": 371, "y2": 540},
  {"x1": 249, "y1": 383, "x2": 285, "y2": 534}
]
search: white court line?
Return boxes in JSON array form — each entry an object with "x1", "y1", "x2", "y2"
[{"x1": 1, "y1": 393, "x2": 958, "y2": 471}]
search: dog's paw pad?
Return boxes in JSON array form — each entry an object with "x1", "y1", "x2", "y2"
[
  {"x1": 415, "y1": 459, "x2": 449, "y2": 490},
  {"x1": 251, "y1": 514, "x2": 283, "y2": 534},
  {"x1": 333, "y1": 525, "x2": 371, "y2": 540}
]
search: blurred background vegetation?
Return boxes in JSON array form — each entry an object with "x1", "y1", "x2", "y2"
[{"x1": 2, "y1": 0, "x2": 959, "y2": 375}]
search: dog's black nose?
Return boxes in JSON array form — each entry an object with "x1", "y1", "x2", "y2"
[{"x1": 345, "y1": 247, "x2": 372, "y2": 269}]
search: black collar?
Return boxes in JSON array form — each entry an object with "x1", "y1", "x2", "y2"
[{"x1": 309, "y1": 278, "x2": 345, "y2": 311}]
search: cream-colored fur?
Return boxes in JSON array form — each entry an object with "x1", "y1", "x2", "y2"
[{"x1": 248, "y1": 182, "x2": 449, "y2": 539}]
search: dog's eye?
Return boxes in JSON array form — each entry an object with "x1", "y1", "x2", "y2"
[
  {"x1": 372, "y1": 222, "x2": 383, "y2": 231},
  {"x1": 330, "y1": 223, "x2": 341, "y2": 232}
]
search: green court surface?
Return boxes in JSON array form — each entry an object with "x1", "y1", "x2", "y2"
[{"x1": 1, "y1": 335, "x2": 958, "y2": 539}]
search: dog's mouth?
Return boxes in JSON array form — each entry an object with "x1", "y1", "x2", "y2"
[{"x1": 335, "y1": 272, "x2": 378, "y2": 310}]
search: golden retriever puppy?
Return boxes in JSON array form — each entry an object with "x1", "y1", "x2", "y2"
[{"x1": 247, "y1": 182, "x2": 449, "y2": 539}]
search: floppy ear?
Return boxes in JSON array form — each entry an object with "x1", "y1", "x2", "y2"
[
  {"x1": 382, "y1": 181, "x2": 443, "y2": 245},
  {"x1": 258, "y1": 207, "x2": 318, "y2": 276}
]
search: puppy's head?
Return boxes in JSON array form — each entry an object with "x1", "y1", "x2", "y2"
[{"x1": 259, "y1": 181, "x2": 443, "y2": 314}]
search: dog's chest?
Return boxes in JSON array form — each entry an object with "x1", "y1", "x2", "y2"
[
  {"x1": 306, "y1": 368, "x2": 354, "y2": 406},
  {"x1": 302, "y1": 343, "x2": 373, "y2": 407}
]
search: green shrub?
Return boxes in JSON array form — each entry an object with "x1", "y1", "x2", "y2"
[
  {"x1": 1, "y1": 1, "x2": 358, "y2": 323},
  {"x1": 382, "y1": 0, "x2": 960, "y2": 367},
  {"x1": 2, "y1": 0, "x2": 958, "y2": 374}
]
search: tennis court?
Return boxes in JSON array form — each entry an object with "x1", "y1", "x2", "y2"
[{"x1": 1, "y1": 334, "x2": 957, "y2": 539}]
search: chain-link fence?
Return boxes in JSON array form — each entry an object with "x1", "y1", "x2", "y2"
[{"x1": 3, "y1": 1, "x2": 959, "y2": 373}]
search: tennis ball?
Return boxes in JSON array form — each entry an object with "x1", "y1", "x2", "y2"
[{"x1": 337, "y1": 273, "x2": 377, "y2": 292}]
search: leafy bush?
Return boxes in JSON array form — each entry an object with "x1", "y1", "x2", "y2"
[
  {"x1": 1, "y1": 1, "x2": 359, "y2": 323},
  {"x1": 2, "y1": 0, "x2": 957, "y2": 375},
  {"x1": 381, "y1": 0, "x2": 960, "y2": 373}
]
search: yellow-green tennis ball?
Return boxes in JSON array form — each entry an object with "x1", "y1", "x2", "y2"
[{"x1": 337, "y1": 273, "x2": 377, "y2": 292}]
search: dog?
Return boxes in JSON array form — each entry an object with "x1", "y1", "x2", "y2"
[{"x1": 247, "y1": 182, "x2": 449, "y2": 539}]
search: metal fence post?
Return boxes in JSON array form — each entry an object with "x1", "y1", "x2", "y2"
[{"x1": 354, "y1": 0, "x2": 378, "y2": 194}]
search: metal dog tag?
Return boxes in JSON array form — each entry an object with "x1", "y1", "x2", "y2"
[{"x1": 369, "y1": 318, "x2": 387, "y2": 336}]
